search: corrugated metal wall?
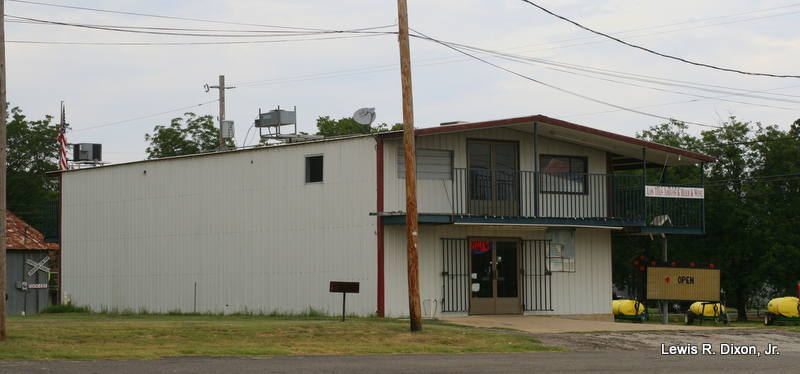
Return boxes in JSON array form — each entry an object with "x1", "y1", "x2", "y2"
[
  {"x1": 5, "y1": 250, "x2": 52, "y2": 315},
  {"x1": 61, "y1": 137, "x2": 379, "y2": 315}
]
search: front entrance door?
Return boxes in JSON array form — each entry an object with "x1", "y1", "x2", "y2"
[
  {"x1": 468, "y1": 141, "x2": 519, "y2": 216},
  {"x1": 469, "y1": 239, "x2": 521, "y2": 315}
]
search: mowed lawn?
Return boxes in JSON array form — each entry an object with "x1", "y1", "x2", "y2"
[{"x1": 0, "y1": 314, "x2": 562, "y2": 360}]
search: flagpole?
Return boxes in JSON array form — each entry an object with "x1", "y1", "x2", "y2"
[
  {"x1": 59, "y1": 102, "x2": 67, "y2": 170},
  {"x1": 1, "y1": 0, "x2": 9, "y2": 342}
]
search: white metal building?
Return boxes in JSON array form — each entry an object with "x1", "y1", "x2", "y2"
[{"x1": 57, "y1": 115, "x2": 714, "y2": 320}]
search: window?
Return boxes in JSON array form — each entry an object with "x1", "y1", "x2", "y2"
[
  {"x1": 397, "y1": 148, "x2": 453, "y2": 180},
  {"x1": 305, "y1": 155, "x2": 323, "y2": 183},
  {"x1": 540, "y1": 155, "x2": 587, "y2": 194}
]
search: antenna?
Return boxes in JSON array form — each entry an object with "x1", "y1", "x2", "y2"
[
  {"x1": 353, "y1": 108, "x2": 378, "y2": 143},
  {"x1": 353, "y1": 107, "x2": 376, "y2": 126}
]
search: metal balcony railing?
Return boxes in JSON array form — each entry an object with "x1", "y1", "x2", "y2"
[{"x1": 452, "y1": 169, "x2": 703, "y2": 229}]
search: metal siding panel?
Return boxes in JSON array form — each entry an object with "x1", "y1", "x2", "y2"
[{"x1": 62, "y1": 138, "x2": 379, "y2": 315}]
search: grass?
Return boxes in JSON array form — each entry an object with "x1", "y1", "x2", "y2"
[
  {"x1": 0, "y1": 313, "x2": 562, "y2": 360},
  {"x1": 627, "y1": 311, "x2": 800, "y2": 332}
]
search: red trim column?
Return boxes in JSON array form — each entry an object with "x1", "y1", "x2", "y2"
[{"x1": 376, "y1": 140, "x2": 385, "y2": 317}]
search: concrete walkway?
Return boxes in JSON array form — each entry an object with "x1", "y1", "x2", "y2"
[{"x1": 436, "y1": 315, "x2": 737, "y2": 333}]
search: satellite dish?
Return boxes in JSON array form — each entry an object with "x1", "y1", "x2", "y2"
[{"x1": 353, "y1": 107, "x2": 376, "y2": 126}]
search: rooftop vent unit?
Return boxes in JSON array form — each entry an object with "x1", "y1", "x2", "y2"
[
  {"x1": 257, "y1": 106, "x2": 323, "y2": 143},
  {"x1": 256, "y1": 109, "x2": 296, "y2": 128},
  {"x1": 73, "y1": 143, "x2": 102, "y2": 162}
]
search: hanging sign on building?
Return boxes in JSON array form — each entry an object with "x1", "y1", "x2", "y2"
[{"x1": 645, "y1": 186, "x2": 705, "y2": 199}]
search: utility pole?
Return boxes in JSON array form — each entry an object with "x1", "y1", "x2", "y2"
[
  {"x1": 204, "y1": 75, "x2": 234, "y2": 150},
  {"x1": 1, "y1": 0, "x2": 8, "y2": 342},
  {"x1": 397, "y1": 0, "x2": 422, "y2": 332}
]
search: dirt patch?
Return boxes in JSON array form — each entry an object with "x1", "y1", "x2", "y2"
[{"x1": 533, "y1": 329, "x2": 800, "y2": 354}]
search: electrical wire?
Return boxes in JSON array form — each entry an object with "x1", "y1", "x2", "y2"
[
  {"x1": 70, "y1": 100, "x2": 219, "y2": 133},
  {"x1": 411, "y1": 29, "x2": 720, "y2": 129},
  {"x1": 520, "y1": 0, "x2": 800, "y2": 79},
  {"x1": 688, "y1": 136, "x2": 800, "y2": 150},
  {"x1": 431, "y1": 40, "x2": 800, "y2": 111},
  {"x1": 8, "y1": 0, "x2": 353, "y2": 32}
]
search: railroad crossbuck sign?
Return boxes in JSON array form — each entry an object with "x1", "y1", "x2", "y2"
[{"x1": 26, "y1": 256, "x2": 51, "y2": 277}]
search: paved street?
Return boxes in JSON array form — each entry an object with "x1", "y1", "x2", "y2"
[{"x1": 2, "y1": 350, "x2": 799, "y2": 374}]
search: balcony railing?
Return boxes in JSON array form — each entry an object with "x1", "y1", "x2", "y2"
[
  {"x1": 42, "y1": 200, "x2": 60, "y2": 243},
  {"x1": 452, "y1": 169, "x2": 704, "y2": 229}
]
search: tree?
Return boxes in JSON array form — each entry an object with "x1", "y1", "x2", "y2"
[
  {"x1": 612, "y1": 117, "x2": 800, "y2": 321},
  {"x1": 612, "y1": 120, "x2": 705, "y2": 300},
  {"x1": 748, "y1": 121, "x2": 800, "y2": 298},
  {"x1": 696, "y1": 117, "x2": 764, "y2": 321},
  {"x1": 315, "y1": 116, "x2": 402, "y2": 137},
  {"x1": 145, "y1": 112, "x2": 232, "y2": 159},
  {"x1": 6, "y1": 106, "x2": 61, "y2": 230}
]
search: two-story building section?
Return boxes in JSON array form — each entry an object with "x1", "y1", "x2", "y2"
[{"x1": 53, "y1": 115, "x2": 715, "y2": 321}]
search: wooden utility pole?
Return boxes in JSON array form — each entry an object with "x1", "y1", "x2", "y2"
[
  {"x1": 218, "y1": 75, "x2": 227, "y2": 150},
  {"x1": 205, "y1": 75, "x2": 234, "y2": 150},
  {"x1": 397, "y1": 0, "x2": 422, "y2": 332},
  {"x1": 1, "y1": 0, "x2": 8, "y2": 342}
]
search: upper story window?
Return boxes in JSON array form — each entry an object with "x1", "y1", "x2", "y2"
[
  {"x1": 397, "y1": 148, "x2": 453, "y2": 180},
  {"x1": 305, "y1": 154, "x2": 323, "y2": 183},
  {"x1": 540, "y1": 155, "x2": 587, "y2": 194}
]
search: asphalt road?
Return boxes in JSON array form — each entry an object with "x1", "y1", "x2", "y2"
[{"x1": 1, "y1": 350, "x2": 799, "y2": 374}]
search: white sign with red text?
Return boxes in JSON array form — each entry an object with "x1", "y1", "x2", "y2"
[{"x1": 645, "y1": 186, "x2": 705, "y2": 199}]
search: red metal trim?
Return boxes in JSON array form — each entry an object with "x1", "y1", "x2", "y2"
[
  {"x1": 376, "y1": 140, "x2": 385, "y2": 317},
  {"x1": 376, "y1": 115, "x2": 716, "y2": 163}
]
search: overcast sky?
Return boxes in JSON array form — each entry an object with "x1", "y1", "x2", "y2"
[{"x1": 6, "y1": 0, "x2": 800, "y2": 164}]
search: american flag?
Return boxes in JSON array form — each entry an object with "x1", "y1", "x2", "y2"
[{"x1": 58, "y1": 102, "x2": 68, "y2": 170}]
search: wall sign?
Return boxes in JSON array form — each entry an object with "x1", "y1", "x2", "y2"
[
  {"x1": 645, "y1": 186, "x2": 705, "y2": 199},
  {"x1": 470, "y1": 241, "x2": 492, "y2": 254}
]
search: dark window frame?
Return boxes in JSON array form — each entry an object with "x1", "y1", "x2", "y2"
[
  {"x1": 539, "y1": 155, "x2": 589, "y2": 195},
  {"x1": 305, "y1": 154, "x2": 324, "y2": 183}
]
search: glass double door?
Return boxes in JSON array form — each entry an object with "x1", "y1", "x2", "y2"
[
  {"x1": 468, "y1": 141, "x2": 519, "y2": 216},
  {"x1": 469, "y1": 239, "x2": 520, "y2": 315}
]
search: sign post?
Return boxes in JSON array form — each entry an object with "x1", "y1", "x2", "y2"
[{"x1": 330, "y1": 281, "x2": 360, "y2": 322}]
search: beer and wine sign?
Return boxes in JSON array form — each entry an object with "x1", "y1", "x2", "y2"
[{"x1": 645, "y1": 185, "x2": 705, "y2": 199}]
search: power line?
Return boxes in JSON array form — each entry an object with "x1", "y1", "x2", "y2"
[
  {"x1": 704, "y1": 173, "x2": 800, "y2": 185},
  {"x1": 520, "y1": 0, "x2": 800, "y2": 79},
  {"x1": 706, "y1": 191, "x2": 800, "y2": 201},
  {"x1": 435, "y1": 40, "x2": 800, "y2": 111},
  {"x1": 688, "y1": 136, "x2": 800, "y2": 150},
  {"x1": 71, "y1": 100, "x2": 219, "y2": 133},
  {"x1": 411, "y1": 30, "x2": 720, "y2": 129},
  {"x1": 5, "y1": 14, "x2": 395, "y2": 44},
  {"x1": 8, "y1": 0, "x2": 343, "y2": 31}
]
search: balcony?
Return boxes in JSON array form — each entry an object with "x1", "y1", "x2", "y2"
[
  {"x1": 447, "y1": 168, "x2": 704, "y2": 234},
  {"x1": 42, "y1": 200, "x2": 60, "y2": 243}
]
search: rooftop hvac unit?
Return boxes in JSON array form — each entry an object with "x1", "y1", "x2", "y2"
[
  {"x1": 256, "y1": 109, "x2": 296, "y2": 127},
  {"x1": 73, "y1": 143, "x2": 102, "y2": 161}
]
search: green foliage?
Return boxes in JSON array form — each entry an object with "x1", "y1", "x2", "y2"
[
  {"x1": 39, "y1": 302, "x2": 92, "y2": 314},
  {"x1": 6, "y1": 106, "x2": 62, "y2": 230},
  {"x1": 614, "y1": 116, "x2": 800, "y2": 321},
  {"x1": 145, "y1": 112, "x2": 234, "y2": 158},
  {"x1": 0, "y1": 314, "x2": 558, "y2": 360},
  {"x1": 315, "y1": 116, "x2": 403, "y2": 136}
]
